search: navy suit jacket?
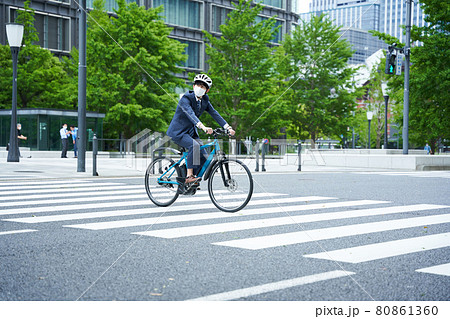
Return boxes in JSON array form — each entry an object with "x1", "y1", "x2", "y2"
[{"x1": 166, "y1": 91, "x2": 227, "y2": 139}]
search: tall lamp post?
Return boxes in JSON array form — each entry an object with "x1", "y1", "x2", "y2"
[
  {"x1": 381, "y1": 82, "x2": 389, "y2": 150},
  {"x1": 367, "y1": 111, "x2": 373, "y2": 149},
  {"x1": 6, "y1": 23, "x2": 24, "y2": 163}
]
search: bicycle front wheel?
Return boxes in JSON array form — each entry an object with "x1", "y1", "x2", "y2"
[
  {"x1": 145, "y1": 157, "x2": 181, "y2": 207},
  {"x1": 208, "y1": 159, "x2": 253, "y2": 212}
]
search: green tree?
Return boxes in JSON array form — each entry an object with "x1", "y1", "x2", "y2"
[
  {"x1": 280, "y1": 14, "x2": 360, "y2": 148},
  {"x1": 74, "y1": 0, "x2": 187, "y2": 139},
  {"x1": 363, "y1": 60, "x2": 391, "y2": 149},
  {"x1": 409, "y1": 0, "x2": 449, "y2": 153},
  {"x1": 370, "y1": 0, "x2": 450, "y2": 153},
  {"x1": 203, "y1": 0, "x2": 285, "y2": 140},
  {"x1": 0, "y1": 1, "x2": 72, "y2": 110}
]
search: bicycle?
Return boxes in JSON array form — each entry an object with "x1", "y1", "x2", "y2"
[{"x1": 145, "y1": 128, "x2": 253, "y2": 212}]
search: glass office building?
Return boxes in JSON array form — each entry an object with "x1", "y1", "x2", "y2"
[
  {"x1": 0, "y1": 109, "x2": 104, "y2": 151},
  {"x1": 298, "y1": 0, "x2": 427, "y2": 64},
  {"x1": 1, "y1": 0, "x2": 298, "y2": 75}
]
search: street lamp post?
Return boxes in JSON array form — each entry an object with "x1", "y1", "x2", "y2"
[
  {"x1": 367, "y1": 111, "x2": 373, "y2": 149},
  {"x1": 382, "y1": 82, "x2": 389, "y2": 150},
  {"x1": 6, "y1": 23, "x2": 24, "y2": 163}
]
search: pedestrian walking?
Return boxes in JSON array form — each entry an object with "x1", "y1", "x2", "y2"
[
  {"x1": 424, "y1": 143, "x2": 431, "y2": 155},
  {"x1": 60, "y1": 123, "x2": 71, "y2": 158},
  {"x1": 70, "y1": 125, "x2": 78, "y2": 158},
  {"x1": 6, "y1": 123, "x2": 27, "y2": 157}
]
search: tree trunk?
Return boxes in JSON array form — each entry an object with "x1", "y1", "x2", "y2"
[{"x1": 310, "y1": 131, "x2": 316, "y2": 149}]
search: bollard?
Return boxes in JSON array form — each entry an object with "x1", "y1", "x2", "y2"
[
  {"x1": 297, "y1": 141, "x2": 302, "y2": 171},
  {"x1": 255, "y1": 138, "x2": 259, "y2": 172},
  {"x1": 261, "y1": 140, "x2": 266, "y2": 172},
  {"x1": 93, "y1": 134, "x2": 98, "y2": 176}
]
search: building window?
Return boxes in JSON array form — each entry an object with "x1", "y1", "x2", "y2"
[
  {"x1": 178, "y1": 39, "x2": 201, "y2": 69},
  {"x1": 261, "y1": 0, "x2": 284, "y2": 9},
  {"x1": 212, "y1": 6, "x2": 232, "y2": 33},
  {"x1": 255, "y1": 16, "x2": 283, "y2": 44},
  {"x1": 10, "y1": 9, "x2": 70, "y2": 51},
  {"x1": 87, "y1": 0, "x2": 139, "y2": 12},
  {"x1": 154, "y1": 0, "x2": 201, "y2": 29}
]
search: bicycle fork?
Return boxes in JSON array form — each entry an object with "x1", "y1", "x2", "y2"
[{"x1": 219, "y1": 161, "x2": 231, "y2": 187}]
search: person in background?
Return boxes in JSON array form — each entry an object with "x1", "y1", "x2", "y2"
[
  {"x1": 16, "y1": 123, "x2": 27, "y2": 158},
  {"x1": 424, "y1": 143, "x2": 432, "y2": 155},
  {"x1": 70, "y1": 125, "x2": 78, "y2": 158},
  {"x1": 60, "y1": 123, "x2": 71, "y2": 158}
]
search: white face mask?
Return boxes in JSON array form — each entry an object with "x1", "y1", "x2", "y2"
[
  {"x1": 63, "y1": 126, "x2": 67, "y2": 130},
  {"x1": 194, "y1": 86, "x2": 206, "y2": 97}
]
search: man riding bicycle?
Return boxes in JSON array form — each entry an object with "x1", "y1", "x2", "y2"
[{"x1": 166, "y1": 74, "x2": 235, "y2": 184}]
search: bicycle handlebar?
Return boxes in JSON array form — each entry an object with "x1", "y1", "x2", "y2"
[{"x1": 212, "y1": 128, "x2": 232, "y2": 138}]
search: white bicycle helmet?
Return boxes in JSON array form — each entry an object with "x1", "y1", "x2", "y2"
[{"x1": 193, "y1": 74, "x2": 213, "y2": 90}]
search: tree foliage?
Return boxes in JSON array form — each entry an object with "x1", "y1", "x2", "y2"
[
  {"x1": 204, "y1": 0, "x2": 285, "y2": 140},
  {"x1": 409, "y1": 0, "x2": 450, "y2": 152},
  {"x1": 371, "y1": 0, "x2": 450, "y2": 152},
  {"x1": 280, "y1": 14, "x2": 360, "y2": 147},
  {"x1": 67, "y1": 0, "x2": 187, "y2": 139}
]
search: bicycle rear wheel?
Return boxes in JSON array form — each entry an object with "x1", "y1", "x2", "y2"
[
  {"x1": 208, "y1": 159, "x2": 253, "y2": 212},
  {"x1": 145, "y1": 157, "x2": 181, "y2": 207}
]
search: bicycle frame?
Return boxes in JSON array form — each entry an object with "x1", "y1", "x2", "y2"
[{"x1": 156, "y1": 138, "x2": 223, "y2": 187}]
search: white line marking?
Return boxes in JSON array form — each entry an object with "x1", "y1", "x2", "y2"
[
  {"x1": 63, "y1": 200, "x2": 384, "y2": 231},
  {"x1": 0, "y1": 188, "x2": 143, "y2": 202},
  {"x1": 0, "y1": 182, "x2": 123, "y2": 192},
  {"x1": 134, "y1": 204, "x2": 448, "y2": 239},
  {"x1": 213, "y1": 213, "x2": 450, "y2": 250},
  {"x1": 0, "y1": 193, "x2": 148, "y2": 208},
  {"x1": 0, "y1": 189, "x2": 235, "y2": 208},
  {"x1": 0, "y1": 180, "x2": 94, "y2": 187},
  {"x1": 8, "y1": 196, "x2": 327, "y2": 224},
  {"x1": 0, "y1": 192, "x2": 282, "y2": 217},
  {"x1": 305, "y1": 232, "x2": 450, "y2": 263},
  {"x1": 187, "y1": 270, "x2": 354, "y2": 301},
  {"x1": 0, "y1": 185, "x2": 141, "y2": 197},
  {"x1": 0, "y1": 229, "x2": 38, "y2": 236},
  {"x1": 416, "y1": 262, "x2": 450, "y2": 277}
]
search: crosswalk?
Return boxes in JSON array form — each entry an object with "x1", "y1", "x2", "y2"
[
  {"x1": 353, "y1": 171, "x2": 450, "y2": 179},
  {"x1": 1, "y1": 178, "x2": 449, "y2": 292}
]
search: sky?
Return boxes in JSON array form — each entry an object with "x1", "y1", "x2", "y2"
[{"x1": 297, "y1": 0, "x2": 312, "y2": 13}]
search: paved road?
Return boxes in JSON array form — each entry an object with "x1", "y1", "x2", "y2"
[{"x1": 0, "y1": 171, "x2": 449, "y2": 301}]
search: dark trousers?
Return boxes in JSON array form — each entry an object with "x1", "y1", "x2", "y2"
[
  {"x1": 61, "y1": 138, "x2": 68, "y2": 158},
  {"x1": 172, "y1": 134, "x2": 208, "y2": 176},
  {"x1": 73, "y1": 140, "x2": 77, "y2": 157}
]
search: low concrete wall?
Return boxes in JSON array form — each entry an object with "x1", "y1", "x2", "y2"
[{"x1": 306, "y1": 150, "x2": 450, "y2": 171}]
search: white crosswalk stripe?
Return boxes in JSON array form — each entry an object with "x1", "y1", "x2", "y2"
[
  {"x1": 0, "y1": 188, "x2": 144, "y2": 202},
  {"x1": 0, "y1": 229, "x2": 38, "y2": 236},
  {"x1": 213, "y1": 213, "x2": 450, "y2": 250},
  {"x1": 0, "y1": 192, "x2": 283, "y2": 217},
  {"x1": 187, "y1": 270, "x2": 354, "y2": 301},
  {"x1": 0, "y1": 184, "x2": 141, "y2": 196},
  {"x1": 4, "y1": 197, "x2": 328, "y2": 224},
  {"x1": 63, "y1": 200, "x2": 385, "y2": 231},
  {"x1": 416, "y1": 263, "x2": 450, "y2": 277},
  {"x1": 0, "y1": 179, "x2": 95, "y2": 187},
  {"x1": 304, "y1": 232, "x2": 450, "y2": 263},
  {"x1": 133, "y1": 204, "x2": 447, "y2": 239},
  {"x1": 0, "y1": 188, "x2": 281, "y2": 208},
  {"x1": 353, "y1": 171, "x2": 450, "y2": 179}
]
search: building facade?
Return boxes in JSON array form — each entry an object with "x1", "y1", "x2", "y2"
[
  {"x1": 1, "y1": 0, "x2": 298, "y2": 76},
  {"x1": 298, "y1": 0, "x2": 427, "y2": 64}
]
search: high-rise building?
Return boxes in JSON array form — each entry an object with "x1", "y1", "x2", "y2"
[
  {"x1": 0, "y1": 0, "x2": 298, "y2": 78},
  {"x1": 297, "y1": 0, "x2": 427, "y2": 64}
]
